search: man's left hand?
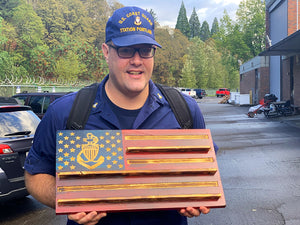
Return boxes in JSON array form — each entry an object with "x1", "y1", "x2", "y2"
[{"x1": 179, "y1": 206, "x2": 210, "y2": 218}]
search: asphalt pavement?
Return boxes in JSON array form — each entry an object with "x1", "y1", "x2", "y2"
[{"x1": 188, "y1": 97, "x2": 300, "y2": 225}]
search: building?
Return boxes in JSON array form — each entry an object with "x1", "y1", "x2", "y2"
[
  {"x1": 240, "y1": 56, "x2": 270, "y2": 104},
  {"x1": 240, "y1": 0, "x2": 300, "y2": 111}
]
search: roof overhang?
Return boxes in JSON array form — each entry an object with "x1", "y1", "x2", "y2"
[{"x1": 259, "y1": 29, "x2": 300, "y2": 56}]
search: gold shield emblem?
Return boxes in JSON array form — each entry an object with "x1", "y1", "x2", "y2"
[
  {"x1": 134, "y1": 16, "x2": 142, "y2": 26},
  {"x1": 77, "y1": 133, "x2": 104, "y2": 169}
]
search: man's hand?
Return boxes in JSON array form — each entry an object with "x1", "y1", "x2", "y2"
[
  {"x1": 68, "y1": 211, "x2": 107, "y2": 225},
  {"x1": 179, "y1": 206, "x2": 210, "y2": 218}
]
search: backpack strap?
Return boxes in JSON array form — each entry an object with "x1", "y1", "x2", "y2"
[
  {"x1": 66, "y1": 83, "x2": 99, "y2": 130},
  {"x1": 66, "y1": 82, "x2": 193, "y2": 130},
  {"x1": 156, "y1": 84, "x2": 193, "y2": 129}
]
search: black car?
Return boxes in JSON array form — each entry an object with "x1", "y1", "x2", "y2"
[
  {"x1": 13, "y1": 91, "x2": 70, "y2": 118},
  {"x1": 0, "y1": 97, "x2": 21, "y2": 105},
  {"x1": 194, "y1": 89, "x2": 207, "y2": 99},
  {"x1": 0, "y1": 104, "x2": 40, "y2": 202}
]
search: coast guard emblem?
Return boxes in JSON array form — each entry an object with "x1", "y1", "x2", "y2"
[
  {"x1": 77, "y1": 133, "x2": 104, "y2": 169},
  {"x1": 134, "y1": 16, "x2": 142, "y2": 26}
]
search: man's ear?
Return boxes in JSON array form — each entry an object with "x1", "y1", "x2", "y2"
[{"x1": 102, "y1": 43, "x2": 109, "y2": 62}]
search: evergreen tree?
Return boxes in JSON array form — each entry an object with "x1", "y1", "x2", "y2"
[
  {"x1": 211, "y1": 17, "x2": 219, "y2": 36},
  {"x1": 148, "y1": 9, "x2": 158, "y2": 23},
  {"x1": 175, "y1": 1, "x2": 190, "y2": 38},
  {"x1": 200, "y1": 20, "x2": 210, "y2": 41},
  {"x1": 189, "y1": 7, "x2": 200, "y2": 38},
  {"x1": 0, "y1": 0, "x2": 20, "y2": 20}
]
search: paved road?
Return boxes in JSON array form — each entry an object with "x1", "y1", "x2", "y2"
[
  {"x1": 189, "y1": 97, "x2": 300, "y2": 225},
  {"x1": 1, "y1": 97, "x2": 300, "y2": 225}
]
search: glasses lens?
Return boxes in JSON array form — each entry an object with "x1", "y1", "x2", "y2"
[
  {"x1": 113, "y1": 46, "x2": 156, "y2": 58},
  {"x1": 139, "y1": 47, "x2": 155, "y2": 58},
  {"x1": 118, "y1": 47, "x2": 135, "y2": 58}
]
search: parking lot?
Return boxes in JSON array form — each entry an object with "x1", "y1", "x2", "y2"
[
  {"x1": 189, "y1": 97, "x2": 300, "y2": 225},
  {"x1": 1, "y1": 96, "x2": 300, "y2": 225}
]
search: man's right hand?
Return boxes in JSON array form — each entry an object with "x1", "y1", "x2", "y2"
[{"x1": 68, "y1": 211, "x2": 107, "y2": 225}]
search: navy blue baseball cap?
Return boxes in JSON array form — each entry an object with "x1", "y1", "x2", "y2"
[{"x1": 105, "y1": 6, "x2": 162, "y2": 48}]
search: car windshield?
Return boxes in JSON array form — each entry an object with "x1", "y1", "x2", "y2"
[{"x1": 0, "y1": 110, "x2": 40, "y2": 138}]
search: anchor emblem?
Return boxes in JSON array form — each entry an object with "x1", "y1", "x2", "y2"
[{"x1": 77, "y1": 133, "x2": 104, "y2": 169}]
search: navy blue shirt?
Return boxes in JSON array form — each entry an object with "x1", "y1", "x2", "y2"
[{"x1": 25, "y1": 75, "x2": 214, "y2": 225}]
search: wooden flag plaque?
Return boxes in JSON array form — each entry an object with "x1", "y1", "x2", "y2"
[{"x1": 55, "y1": 129, "x2": 225, "y2": 214}]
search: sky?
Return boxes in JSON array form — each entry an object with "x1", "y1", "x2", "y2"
[{"x1": 117, "y1": 0, "x2": 243, "y2": 28}]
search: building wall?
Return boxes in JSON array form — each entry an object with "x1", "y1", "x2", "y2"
[
  {"x1": 269, "y1": 0, "x2": 288, "y2": 100},
  {"x1": 260, "y1": 67, "x2": 271, "y2": 100},
  {"x1": 240, "y1": 57, "x2": 270, "y2": 104},
  {"x1": 294, "y1": 55, "x2": 300, "y2": 109},
  {"x1": 264, "y1": 0, "x2": 300, "y2": 113},
  {"x1": 240, "y1": 68, "x2": 270, "y2": 104},
  {"x1": 282, "y1": 57, "x2": 291, "y2": 101},
  {"x1": 269, "y1": 0, "x2": 288, "y2": 43},
  {"x1": 286, "y1": 0, "x2": 300, "y2": 110},
  {"x1": 288, "y1": 0, "x2": 300, "y2": 35},
  {"x1": 240, "y1": 71, "x2": 255, "y2": 95}
]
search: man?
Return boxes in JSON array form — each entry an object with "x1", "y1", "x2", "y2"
[{"x1": 25, "y1": 6, "x2": 212, "y2": 225}]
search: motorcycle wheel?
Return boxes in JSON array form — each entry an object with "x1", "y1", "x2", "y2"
[{"x1": 248, "y1": 112, "x2": 255, "y2": 118}]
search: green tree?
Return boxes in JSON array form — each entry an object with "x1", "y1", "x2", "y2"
[
  {"x1": 29, "y1": 45, "x2": 54, "y2": 79},
  {"x1": 236, "y1": 0, "x2": 265, "y2": 58},
  {"x1": 11, "y1": 0, "x2": 46, "y2": 50},
  {"x1": 148, "y1": 9, "x2": 158, "y2": 23},
  {"x1": 0, "y1": 50, "x2": 29, "y2": 82},
  {"x1": 74, "y1": 41, "x2": 108, "y2": 81},
  {"x1": 0, "y1": 0, "x2": 20, "y2": 20},
  {"x1": 54, "y1": 50, "x2": 87, "y2": 83},
  {"x1": 34, "y1": 0, "x2": 94, "y2": 46},
  {"x1": 211, "y1": 17, "x2": 219, "y2": 36},
  {"x1": 34, "y1": 0, "x2": 66, "y2": 46},
  {"x1": 60, "y1": 0, "x2": 92, "y2": 42},
  {"x1": 189, "y1": 7, "x2": 200, "y2": 38},
  {"x1": 83, "y1": 0, "x2": 116, "y2": 49},
  {"x1": 187, "y1": 38, "x2": 209, "y2": 88},
  {"x1": 0, "y1": 17, "x2": 18, "y2": 53},
  {"x1": 175, "y1": 1, "x2": 190, "y2": 38},
  {"x1": 181, "y1": 37, "x2": 238, "y2": 89},
  {"x1": 205, "y1": 39, "x2": 229, "y2": 88},
  {"x1": 154, "y1": 28, "x2": 190, "y2": 86},
  {"x1": 200, "y1": 20, "x2": 210, "y2": 41},
  {"x1": 51, "y1": 37, "x2": 108, "y2": 82},
  {"x1": 214, "y1": 10, "x2": 250, "y2": 64},
  {"x1": 0, "y1": 16, "x2": 7, "y2": 45},
  {"x1": 178, "y1": 55, "x2": 196, "y2": 88}
]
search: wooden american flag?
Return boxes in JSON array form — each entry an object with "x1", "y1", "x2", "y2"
[{"x1": 55, "y1": 129, "x2": 225, "y2": 214}]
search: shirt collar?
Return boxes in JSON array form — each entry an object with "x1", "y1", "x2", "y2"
[{"x1": 90, "y1": 75, "x2": 166, "y2": 113}]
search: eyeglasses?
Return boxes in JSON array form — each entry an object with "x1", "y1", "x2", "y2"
[{"x1": 107, "y1": 45, "x2": 156, "y2": 59}]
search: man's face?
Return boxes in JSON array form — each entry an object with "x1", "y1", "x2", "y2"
[{"x1": 102, "y1": 43, "x2": 155, "y2": 96}]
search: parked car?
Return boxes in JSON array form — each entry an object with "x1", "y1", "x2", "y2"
[
  {"x1": 13, "y1": 91, "x2": 70, "y2": 118},
  {"x1": 0, "y1": 97, "x2": 21, "y2": 105},
  {"x1": 179, "y1": 88, "x2": 197, "y2": 98},
  {"x1": 194, "y1": 89, "x2": 207, "y2": 99},
  {"x1": 216, "y1": 88, "x2": 230, "y2": 97},
  {"x1": 0, "y1": 104, "x2": 40, "y2": 202}
]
